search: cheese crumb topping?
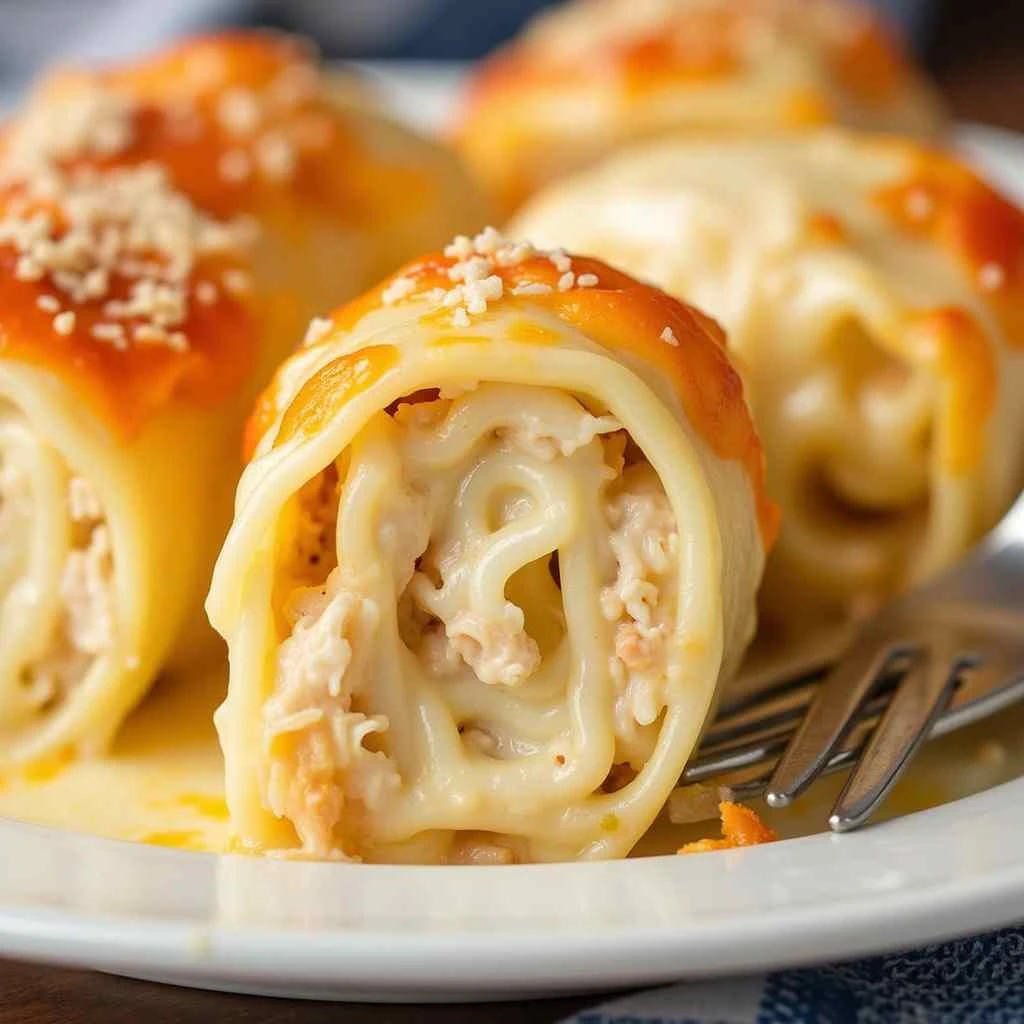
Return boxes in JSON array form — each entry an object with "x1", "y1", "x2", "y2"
[
  {"x1": 53, "y1": 311, "x2": 76, "y2": 335},
  {"x1": 0, "y1": 49, "x2": 334, "y2": 353},
  {"x1": 212, "y1": 64, "x2": 320, "y2": 188},
  {"x1": 383, "y1": 228, "x2": 605, "y2": 326},
  {"x1": 4, "y1": 80, "x2": 135, "y2": 169},
  {"x1": 510, "y1": 282, "x2": 553, "y2": 296},
  {"x1": 0, "y1": 83, "x2": 256, "y2": 351},
  {"x1": 904, "y1": 187, "x2": 934, "y2": 221},
  {"x1": 303, "y1": 316, "x2": 333, "y2": 345},
  {"x1": 660, "y1": 326, "x2": 679, "y2": 346},
  {"x1": 381, "y1": 275, "x2": 417, "y2": 305},
  {"x1": 217, "y1": 87, "x2": 263, "y2": 136},
  {"x1": 222, "y1": 268, "x2": 252, "y2": 294},
  {"x1": 978, "y1": 262, "x2": 1006, "y2": 292}
]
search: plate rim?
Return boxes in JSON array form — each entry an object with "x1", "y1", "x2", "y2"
[{"x1": 2, "y1": 774, "x2": 1024, "y2": 997}]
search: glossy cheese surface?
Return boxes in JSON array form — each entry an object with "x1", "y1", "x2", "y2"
[
  {"x1": 455, "y1": 0, "x2": 944, "y2": 211},
  {"x1": 510, "y1": 134, "x2": 1024, "y2": 625},
  {"x1": 0, "y1": 32, "x2": 472, "y2": 436},
  {"x1": 252, "y1": 245, "x2": 777, "y2": 544}
]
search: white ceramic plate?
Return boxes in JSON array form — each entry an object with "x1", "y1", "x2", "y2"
[
  {"x1": 0, "y1": 67, "x2": 1022, "y2": 1003},
  {"x1": 3, "y1": 779, "x2": 1024, "y2": 1001}
]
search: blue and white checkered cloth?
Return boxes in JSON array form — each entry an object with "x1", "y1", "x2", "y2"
[{"x1": 565, "y1": 927, "x2": 1024, "y2": 1024}]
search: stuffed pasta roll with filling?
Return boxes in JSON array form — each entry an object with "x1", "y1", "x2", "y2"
[
  {"x1": 0, "y1": 32, "x2": 486, "y2": 765},
  {"x1": 207, "y1": 230, "x2": 775, "y2": 863},
  {"x1": 455, "y1": 0, "x2": 944, "y2": 213},
  {"x1": 512, "y1": 134, "x2": 1024, "y2": 629}
]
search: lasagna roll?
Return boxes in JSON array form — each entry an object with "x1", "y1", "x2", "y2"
[
  {"x1": 455, "y1": 0, "x2": 944, "y2": 213},
  {"x1": 207, "y1": 229, "x2": 774, "y2": 863},
  {"x1": 0, "y1": 33, "x2": 485, "y2": 765},
  {"x1": 512, "y1": 134, "x2": 1024, "y2": 627}
]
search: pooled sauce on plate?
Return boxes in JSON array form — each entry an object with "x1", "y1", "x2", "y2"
[
  {"x1": 1, "y1": 648, "x2": 1019, "y2": 857},
  {"x1": 0, "y1": 664, "x2": 231, "y2": 851}
]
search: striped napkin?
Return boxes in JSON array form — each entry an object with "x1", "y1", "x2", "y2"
[{"x1": 565, "y1": 927, "x2": 1024, "y2": 1023}]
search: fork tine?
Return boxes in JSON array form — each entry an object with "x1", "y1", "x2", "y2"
[
  {"x1": 828, "y1": 642, "x2": 963, "y2": 832},
  {"x1": 765, "y1": 643, "x2": 900, "y2": 808}
]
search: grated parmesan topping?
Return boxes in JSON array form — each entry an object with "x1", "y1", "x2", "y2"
[
  {"x1": 0, "y1": 51, "x2": 330, "y2": 353},
  {"x1": 4, "y1": 80, "x2": 135, "y2": 170},
  {"x1": 303, "y1": 316, "x2": 333, "y2": 345},
  {"x1": 510, "y1": 281, "x2": 553, "y2": 296},
  {"x1": 381, "y1": 227, "x2": 605, "y2": 326},
  {"x1": 255, "y1": 132, "x2": 297, "y2": 180},
  {"x1": 53, "y1": 311, "x2": 76, "y2": 335},
  {"x1": 978, "y1": 262, "x2": 1005, "y2": 292},
  {"x1": 381, "y1": 275, "x2": 416, "y2": 305},
  {"x1": 217, "y1": 87, "x2": 263, "y2": 136},
  {"x1": 0, "y1": 82, "x2": 256, "y2": 351},
  {"x1": 903, "y1": 187, "x2": 934, "y2": 221},
  {"x1": 211, "y1": 61, "x2": 322, "y2": 188},
  {"x1": 222, "y1": 267, "x2": 252, "y2": 294}
]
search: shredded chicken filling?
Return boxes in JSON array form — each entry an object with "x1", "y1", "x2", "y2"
[
  {"x1": 263, "y1": 384, "x2": 682, "y2": 859},
  {"x1": 600, "y1": 464, "x2": 680, "y2": 755},
  {"x1": 263, "y1": 570, "x2": 398, "y2": 859},
  {"x1": 2, "y1": 460, "x2": 116, "y2": 713}
]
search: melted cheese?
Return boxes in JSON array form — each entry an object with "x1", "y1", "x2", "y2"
[
  {"x1": 207, "y1": 232, "x2": 771, "y2": 863},
  {"x1": 0, "y1": 664, "x2": 230, "y2": 851},
  {"x1": 0, "y1": 31, "x2": 488, "y2": 769},
  {"x1": 0, "y1": 652, "x2": 1020, "y2": 859},
  {"x1": 511, "y1": 134, "x2": 1024, "y2": 629},
  {"x1": 455, "y1": 0, "x2": 944, "y2": 211}
]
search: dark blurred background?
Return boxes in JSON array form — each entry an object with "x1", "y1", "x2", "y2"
[{"x1": 0, "y1": 0, "x2": 1020, "y2": 129}]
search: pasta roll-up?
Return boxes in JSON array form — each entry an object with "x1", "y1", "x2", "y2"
[
  {"x1": 455, "y1": 0, "x2": 944, "y2": 213},
  {"x1": 511, "y1": 134, "x2": 1024, "y2": 627},
  {"x1": 208, "y1": 230, "x2": 775, "y2": 863},
  {"x1": 0, "y1": 32, "x2": 485, "y2": 765}
]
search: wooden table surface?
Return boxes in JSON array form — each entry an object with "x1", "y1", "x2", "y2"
[
  {"x1": 0, "y1": 959, "x2": 606, "y2": 1023},
  {"x1": 3, "y1": 5, "x2": 1022, "y2": 1022}
]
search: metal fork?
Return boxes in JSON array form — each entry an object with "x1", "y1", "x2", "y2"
[{"x1": 680, "y1": 489, "x2": 1024, "y2": 831}]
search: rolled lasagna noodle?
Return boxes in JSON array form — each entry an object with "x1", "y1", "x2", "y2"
[
  {"x1": 207, "y1": 230, "x2": 773, "y2": 863},
  {"x1": 0, "y1": 33, "x2": 486, "y2": 765},
  {"x1": 512, "y1": 134, "x2": 1024, "y2": 627},
  {"x1": 454, "y1": 0, "x2": 944, "y2": 213}
]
